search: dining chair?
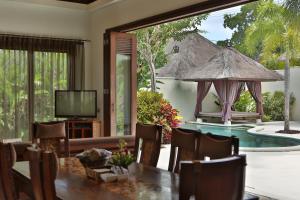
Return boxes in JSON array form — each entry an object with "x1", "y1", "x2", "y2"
[
  {"x1": 168, "y1": 128, "x2": 198, "y2": 173},
  {"x1": 134, "y1": 123, "x2": 162, "y2": 167},
  {"x1": 0, "y1": 142, "x2": 18, "y2": 200},
  {"x1": 27, "y1": 147, "x2": 58, "y2": 200},
  {"x1": 33, "y1": 121, "x2": 69, "y2": 157},
  {"x1": 180, "y1": 155, "x2": 246, "y2": 200},
  {"x1": 197, "y1": 133, "x2": 239, "y2": 160}
]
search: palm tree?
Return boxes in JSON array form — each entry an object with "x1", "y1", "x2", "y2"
[{"x1": 245, "y1": 0, "x2": 300, "y2": 131}]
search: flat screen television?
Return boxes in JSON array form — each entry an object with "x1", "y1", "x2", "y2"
[{"x1": 55, "y1": 90, "x2": 97, "y2": 118}]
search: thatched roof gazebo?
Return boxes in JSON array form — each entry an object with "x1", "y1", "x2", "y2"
[{"x1": 157, "y1": 34, "x2": 283, "y2": 124}]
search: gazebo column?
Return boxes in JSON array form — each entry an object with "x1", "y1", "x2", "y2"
[
  {"x1": 194, "y1": 81, "x2": 212, "y2": 121},
  {"x1": 246, "y1": 81, "x2": 264, "y2": 123}
]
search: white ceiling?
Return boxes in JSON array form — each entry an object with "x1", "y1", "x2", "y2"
[{"x1": 2, "y1": 0, "x2": 125, "y2": 11}]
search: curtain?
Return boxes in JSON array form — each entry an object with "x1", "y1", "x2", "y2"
[
  {"x1": 214, "y1": 80, "x2": 243, "y2": 122},
  {"x1": 246, "y1": 81, "x2": 264, "y2": 116},
  {"x1": 194, "y1": 81, "x2": 212, "y2": 118},
  {"x1": 34, "y1": 51, "x2": 68, "y2": 122},
  {"x1": 0, "y1": 46, "x2": 28, "y2": 139},
  {"x1": 0, "y1": 35, "x2": 85, "y2": 140},
  {"x1": 233, "y1": 82, "x2": 245, "y2": 103},
  {"x1": 67, "y1": 43, "x2": 85, "y2": 90}
]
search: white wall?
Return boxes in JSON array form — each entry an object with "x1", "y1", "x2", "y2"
[
  {"x1": 158, "y1": 68, "x2": 300, "y2": 122},
  {"x1": 0, "y1": 0, "x2": 92, "y2": 87},
  {"x1": 262, "y1": 68, "x2": 300, "y2": 121},
  {"x1": 157, "y1": 79, "x2": 219, "y2": 121}
]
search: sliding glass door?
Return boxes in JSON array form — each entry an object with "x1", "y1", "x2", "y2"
[
  {"x1": 104, "y1": 32, "x2": 137, "y2": 136},
  {"x1": 0, "y1": 36, "x2": 84, "y2": 140},
  {"x1": 0, "y1": 50, "x2": 69, "y2": 140}
]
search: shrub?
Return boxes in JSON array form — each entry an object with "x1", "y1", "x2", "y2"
[
  {"x1": 263, "y1": 91, "x2": 295, "y2": 121},
  {"x1": 234, "y1": 91, "x2": 296, "y2": 121},
  {"x1": 233, "y1": 91, "x2": 256, "y2": 113},
  {"x1": 137, "y1": 91, "x2": 181, "y2": 143}
]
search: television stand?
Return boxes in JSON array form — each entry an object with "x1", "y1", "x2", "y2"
[{"x1": 66, "y1": 119, "x2": 101, "y2": 139}]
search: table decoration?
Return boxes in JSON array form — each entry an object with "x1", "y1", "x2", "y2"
[{"x1": 76, "y1": 148, "x2": 112, "y2": 169}]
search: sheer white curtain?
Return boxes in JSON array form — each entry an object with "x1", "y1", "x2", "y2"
[
  {"x1": 0, "y1": 48, "x2": 29, "y2": 139},
  {"x1": 34, "y1": 51, "x2": 68, "y2": 122}
]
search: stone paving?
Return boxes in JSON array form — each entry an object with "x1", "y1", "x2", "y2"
[{"x1": 157, "y1": 121, "x2": 300, "y2": 200}]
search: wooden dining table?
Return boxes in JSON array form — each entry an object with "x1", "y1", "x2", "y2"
[{"x1": 13, "y1": 157, "x2": 258, "y2": 200}]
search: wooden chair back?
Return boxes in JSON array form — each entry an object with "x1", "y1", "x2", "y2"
[
  {"x1": 168, "y1": 128, "x2": 197, "y2": 173},
  {"x1": 0, "y1": 142, "x2": 18, "y2": 200},
  {"x1": 134, "y1": 123, "x2": 162, "y2": 167},
  {"x1": 180, "y1": 155, "x2": 246, "y2": 200},
  {"x1": 197, "y1": 133, "x2": 239, "y2": 160},
  {"x1": 33, "y1": 121, "x2": 69, "y2": 157},
  {"x1": 27, "y1": 147, "x2": 58, "y2": 200}
]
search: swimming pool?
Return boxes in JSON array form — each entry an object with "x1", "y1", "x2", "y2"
[{"x1": 180, "y1": 123, "x2": 300, "y2": 148}]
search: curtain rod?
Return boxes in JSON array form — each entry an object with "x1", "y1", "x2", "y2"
[{"x1": 0, "y1": 33, "x2": 90, "y2": 42}]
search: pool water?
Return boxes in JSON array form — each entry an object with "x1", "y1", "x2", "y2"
[{"x1": 180, "y1": 123, "x2": 300, "y2": 148}]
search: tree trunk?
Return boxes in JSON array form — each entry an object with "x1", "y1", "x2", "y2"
[
  {"x1": 284, "y1": 51, "x2": 290, "y2": 131},
  {"x1": 149, "y1": 61, "x2": 157, "y2": 92}
]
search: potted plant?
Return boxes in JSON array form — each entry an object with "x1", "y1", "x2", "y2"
[{"x1": 108, "y1": 139, "x2": 135, "y2": 169}]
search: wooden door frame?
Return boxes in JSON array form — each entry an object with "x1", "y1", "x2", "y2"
[
  {"x1": 103, "y1": 0, "x2": 257, "y2": 136},
  {"x1": 103, "y1": 32, "x2": 137, "y2": 137}
]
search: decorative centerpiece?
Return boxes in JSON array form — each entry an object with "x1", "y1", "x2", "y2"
[
  {"x1": 76, "y1": 148, "x2": 112, "y2": 169},
  {"x1": 76, "y1": 140, "x2": 134, "y2": 182}
]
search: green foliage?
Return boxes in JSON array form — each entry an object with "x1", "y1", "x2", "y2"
[
  {"x1": 134, "y1": 14, "x2": 209, "y2": 90},
  {"x1": 234, "y1": 91, "x2": 256, "y2": 112},
  {"x1": 263, "y1": 91, "x2": 296, "y2": 121},
  {"x1": 108, "y1": 139, "x2": 135, "y2": 168},
  {"x1": 220, "y1": 0, "x2": 300, "y2": 69},
  {"x1": 244, "y1": 0, "x2": 300, "y2": 69},
  {"x1": 234, "y1": 90, "x2": 296, "y2": 121},
  {"x1": 137, "y1": 91, "x2": 181, "y2": 143},
  {"x1": 284, "y1": 0, "x2": 300, "y2": 30},
  {"x1": 217, "y1": 2, "x2": 259, "y2": 57},
  {"x1": 137, "y1": 91, "x2": 164, "y2": 124}
]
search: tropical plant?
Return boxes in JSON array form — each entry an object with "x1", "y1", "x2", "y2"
[
  {"x1": 137, "y1": 91, "x2": 181, "y2": 143},
  {"x1": 233, "y1": 91, "x2": 256, "y2": 113},
  {"x1": 217, "y1": 2, "x2": 259, "y2": 58},
  {"x1": 108, "y1": 139, "x2": 135, "y2": 169},
  {"x1": 134, "y1": 15, "x2": 208, "y2": 91},
  {"x1": 244, "y1": 0, "x2": 300, "y2": 131},
  {"x1": 284, "y1": 0, "x2": 300, "y2": 30}
]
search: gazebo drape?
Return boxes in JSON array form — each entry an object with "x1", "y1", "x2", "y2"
[
  {"x1": 194, "y1": 81, "x2": 212, "y2": 118},
  {"x1": 214, "y1": 80, "x2": 243, "y2": 122},
  {"x1": 246, "y1": 81, "x2": 264, "y2": 116}
]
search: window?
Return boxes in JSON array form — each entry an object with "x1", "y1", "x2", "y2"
[{"x1": 0, "y1": 35, "x2": 85, "y2": 140}]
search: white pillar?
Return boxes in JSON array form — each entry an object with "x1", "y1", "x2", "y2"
[
  {"x1": 224, "y1": 120, "x2": 231, "y2": 126},
  {"x1": 196, "y1": 118, "x2": 203, "y2": 123}
]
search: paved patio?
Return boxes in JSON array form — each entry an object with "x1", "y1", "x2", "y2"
[{"x1": 157, "y1": 121, "x2": 300, "y2": 200}]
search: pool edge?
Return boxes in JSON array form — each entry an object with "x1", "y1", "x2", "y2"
[{"x1": 185, "y1": 121, "x2": 300, "y2": 152}]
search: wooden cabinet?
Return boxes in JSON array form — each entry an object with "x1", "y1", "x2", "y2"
[{"x1": 66, "y1": 120, "x2": 101, "y2": 139}]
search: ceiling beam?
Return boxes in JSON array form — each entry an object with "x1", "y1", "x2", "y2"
[{"x1": 107, "y1": 0, "x2": 258, "y2": 32}]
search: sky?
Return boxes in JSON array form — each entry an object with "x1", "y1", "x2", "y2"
[{"x1": 200, "y1": 5, "x2": 241, "y2": 43}]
